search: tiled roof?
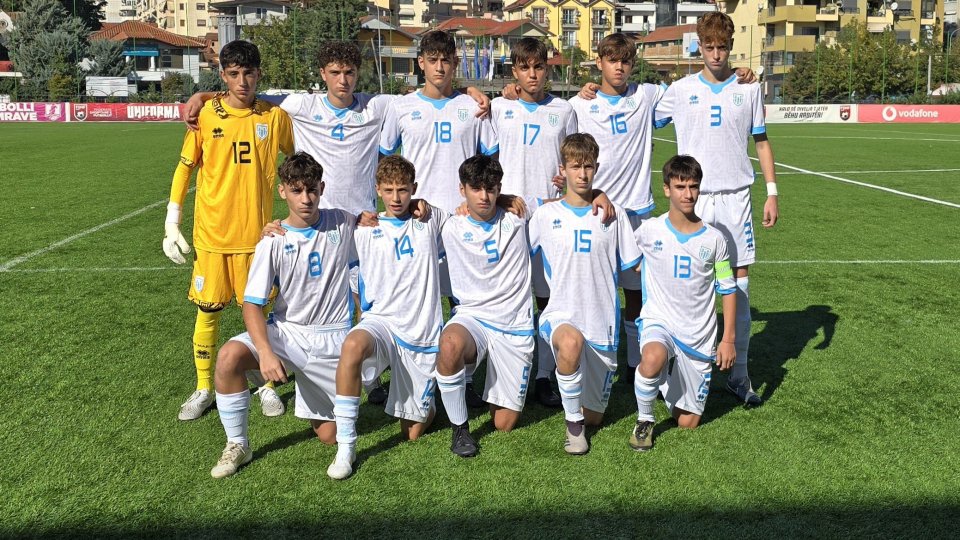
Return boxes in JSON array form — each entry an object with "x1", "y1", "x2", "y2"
[
  {"x1": 91, "y1": 20, "x2": 205, "y2": 48},
  {"x1": 638, "y1": 24, "x2": 697, "y2": 44},
  {"x1": 432, "y1": 17, "x2": 548, "y2": 37}
]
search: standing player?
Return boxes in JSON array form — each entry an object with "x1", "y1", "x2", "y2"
[
  {"x1": 566, "y1": 33, "x2": 666, "y2": 379},
  {"x1": 529, "y1": 134, "x2": 641, "y2": 455},
  {"x1": 163, "y1": 40, "x2": 294, "y2": 421},
  {"x1": 379, "y1": 30, "x2": 497, "y2": 214},
  {"x1": 486, "y1": 37, "x2": 578, "y2": 408},
  {"x1": 208, "y1": 152, "x2": 357, "y2": 478},
  {"x1": 436, "y1": 155, "x2": 535, "y2": 457},
  {"x1": 327, "y1": 156, "x2": 446, "y2": 480},
  {"x1": 629, "y1": 155, "x2": 737, "y2": 451},
  {"x1": 654, "y1": 12, "x2": 779, "y2": 407}
]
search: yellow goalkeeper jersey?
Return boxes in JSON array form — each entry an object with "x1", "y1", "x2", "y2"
[{"x1": 174, "y1": 97, "x2": 294, "y2": 254}]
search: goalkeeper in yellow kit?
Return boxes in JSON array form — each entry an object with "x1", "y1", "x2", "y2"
[{"x1": 162, "y1": 40, "x2": 294, "y2": 420}]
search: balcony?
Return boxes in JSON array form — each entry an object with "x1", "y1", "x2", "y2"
[
  {"x1": 378, "y1": 45, "x2": 418, "y2": 59},
  {"x1": 119, "y1": 9, "x2": 137, "y2": 17},
  {"x1": 592, "y1": 18, "x2": 611, "y2": 30},
  {"x1": 759, "y1": 5, "x2": 817, "y2": 24},
  {"x1": 561, "y1": 16, "x2": 579, "y2": 29},
  {"x1": 817, "y1": 6, "x2": 840, "y2": 21},
  {"x1": 762, "y1": 34, "x2": 817, "y2": 53}
]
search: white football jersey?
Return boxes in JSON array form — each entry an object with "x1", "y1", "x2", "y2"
[
  {"x1": 528, "y1": 201, "x2": 641, "y2": 351},
  {"x1": 354, "y1": 210, "x2": 447, "y2": 351},
  {"x1": 568, "y1": 83, "x2": 667, "y2": 214},
  {"x1": 278, "y1": 93, "x2": 395, "y2": 215},
  {"x1": 488, "y1": 95, "x2": 579, "y2": 206},
  {"x1": 243, "y1": 209, "x2": 357, "y2": 327},
  {"x1": 442, "y1": 209, "x2": 534, "y2": 335},
  {"x1": 637, "y1": 213, "x2": 737, "y2": 360},
  {"x1": 379, "y1": 91, "x2": 496, "y2": 213},
  {"x1": 655, "y1": 74, "x2": 766, "y2": 192}
]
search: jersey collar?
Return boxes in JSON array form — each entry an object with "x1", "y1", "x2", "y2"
[{"x1": 697, "y1": 72, "x2": 737, "y2": 94}]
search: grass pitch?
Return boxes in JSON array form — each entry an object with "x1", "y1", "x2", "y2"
[{"x1": 2, "y1": 121, "x2": 959, "y2": 538}]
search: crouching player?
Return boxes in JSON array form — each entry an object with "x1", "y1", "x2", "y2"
[
  {"x1": 529, "y1": 134, "x2": 641, "y2": 455},
  {"x1": 436, "y1": 155, "x2": 535, "y2": 457},
  {"x1": 328, "y1": 156, "x2": 447, "y2": 480},
  {"x1": 209, "y1": 152, "x2": 357, "y2": 478},
  {"x1": 629, "y1": 155, "x2": 737, "y2": 451}
]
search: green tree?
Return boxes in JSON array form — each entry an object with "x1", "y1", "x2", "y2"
[
  {"x1": 161, "y1": 72, "x2": 195, "y2": 101},
  {"x1": 197, "y1": 69, "x2": 225, "y2": 92},
  {"x1": 8, "y1": 0, "x2": 88, "y2": 99},
  {"x1": 57, "y1": 0, "x2": 105, "y2": 31},
  {"x1": 629, "y1": 56, "x2": 659, "y2": 84},
  {"x1": 86, "y1": 38, "x2": 130, "y2": 77}
]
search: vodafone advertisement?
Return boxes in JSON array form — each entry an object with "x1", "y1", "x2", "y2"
[
  {"x1": 71, "y1": 103, "x2": 184, "y2": 122},
  {"x1": 858, "y1": 104, "x2": 960, "y2": 123}
]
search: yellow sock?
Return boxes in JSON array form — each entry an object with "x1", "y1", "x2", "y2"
[{"x1": 193, "y1": 308, "x2": 222, "y2": 392}]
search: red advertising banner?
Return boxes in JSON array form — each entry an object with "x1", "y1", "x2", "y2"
[
  {"x1": 71, "y1": 102, "x2": 185, "y2": 122},
  {"x1": 0, "y1": 102, "x2": 68, "y2": 122},
  {"x1": 858, "y1": 104, "x2": 960, "y2": 123}
]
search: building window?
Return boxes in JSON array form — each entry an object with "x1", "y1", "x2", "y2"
[
  {"x1": 197, "y1": 19, "x2": 205, "y2": 26},
  {"x1": 179, "y1": 3, "x2": 185, "y2": 9},
  {"x1": 179, "y1": 19, "x2": 185, "y2": 26},
  {"x1": 196, "y1": 3, "x2": 205, "y2": 10},
  {"x1": 593, "y1": 9, "x2": 607, "y2": 26},
  {"x1": 741, "y1": 26, "x2": 746, "y2": 33},
  {"x1": 592, "y1": 30, "x2": 604, "y2": 48},
  {"x1": 562, "y1": 30, "x2": 575, "y2": 48},
  {"x1": 532, "y1": 7, "x2": 546, "y2": 25},
  {"x1": 562, "y1": 8, "x2": 576, "y2": 25}
]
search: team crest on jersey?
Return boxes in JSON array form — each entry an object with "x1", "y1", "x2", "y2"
[
  {"x1": 699, "y1": 246, "x2": 713, "y2": 261},
  {"x1": 600, "y1": 221, "x2": 610, "y2": 232},
  {"x1": 689, "y1": 95, "x2": 699, "y2": 105},
  {"x1": 548, "y1": 113, "x2": 559, "y2": 127},
  {"x1": 501, "y1": 220, "x2": 513, "y2": 233},
  {"x1": 327, "y1": 230, "x2": 341, "y2": 244},
  {"x1": 625, "y1": 97, "x2": 637, "y2": 109},
  {"x1": 372, "y1": 228, "x2": 384, "y2": 239},
  {"x1": 552, "y1": 218, "x2": 562, "y2": 229},
  {"x1": 414, "y1": 220, "x2": 425, "y2": 231},
  {"x1": 194, "y1": 276, "x2": 205, "y2": 292},
  {"x1": 463, "y1": 231, "x2": 474, "y2": 242},
  {"x1": 256, "y1": 123, "x2": 268, "y2": 140},
  {"x1": 653, "y1": 240, "x2": 663, "y2": 252},
  {"x1": 352, "y1": 112, "x2": 364, "y2": 123},
  {"x1": 589, "y1": 104, "x2": 600, "y2": 114},
  {"x1": 457, "y1": 108, "x2": 468, "y2": 122},
  {"x1": 504, "y1": 110, "x2": 515, "y2": 119},
  {"x1": 733, "y1": 93, "x2": 744, "y2": 107}
]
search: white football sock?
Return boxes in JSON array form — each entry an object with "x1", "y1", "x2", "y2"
[
  {"x1": 436, "y1": 369, "x2": 468, "y2": 426},
  {"x1": 555, "y1": 368, "x2": 584, "y2": 423},
  {"x1": 733, "y1": 276, "x2": 751, "y2": 380},
  {"x1": 333, "y1": 395, "x2": 360, "y2": 459},
  {"x1": 217, "y1": 390, "x2": 250, "y2": 447},
  {"x1": 634, "y1": 371, "x2": 658, "y2": 422}
]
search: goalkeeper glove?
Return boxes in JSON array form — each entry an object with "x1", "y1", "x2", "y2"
[{"x1": 162, "y1": 202, "x2": 191, "y2": 264}]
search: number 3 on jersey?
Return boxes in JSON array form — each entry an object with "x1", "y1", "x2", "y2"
[
  {"x1": 394, "y1": 235, "x2": 414, "y2": 260},
  {"x1": 710, "y1": 106, "x2": 722, "y2": 127}
]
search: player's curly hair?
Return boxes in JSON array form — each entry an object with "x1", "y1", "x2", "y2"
[
  {"x1": 560, "y1": 133, "x2": 599, "y2": 166},
  {"x1": 317, "y1": 41, "x2": 362, "y2": 70},
  {"x1": 419, "y1": 30, "x2": 457, "y2": 59},
  {"x1": 376, "y1": 155, "x2": 416, "y2": 185},
  {"x1": 459, "y1": 155, "x2": 503, "y2": 190},
  {"x1": 661, "y1": 155, "x2": 703, "y2": 185},
  {"x1": 697, "y1": 12, "x2": 735, "y2": 45},
  {"x1": 511, "y1": 37, "x2": 548, "y2": 68},
  {"x1": 596, "y1": 33, "x2": 636, "y2": 63},
  {"x1": 278, "y1": 152, "x2": 324, "y2": 189},
  {"x1": 219, "y1": 40, "x2": 261, "y2": 70}
]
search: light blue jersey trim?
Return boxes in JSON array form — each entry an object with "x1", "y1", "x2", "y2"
[
  {"x1": 478, "y1": 318, "x2": 536, "y2": 337},
  {"x1": 415, "y1": 90, "x2": 461, "y2": 110},
  {"x1": 379, "y1": 142, "x2": 400, "y2": 155},
  {"x1": 626, "y1": 203, "x2": 655, "y2": 216},
  {"x1": 466, "y1": 208, "x2": 501, "y2": 232},
  {"x1": 654, "y1": 116, "x2": 672, "y2": 129},
  {"x1": 541, "y1": 251, "x2": 552, "y2": 279},
  {"x1": 394, "y1": 335, "x2": 440, "y2": 353},
  {"x1": 620, "y1": 255, "x2": 641, "y2": 272},
  {"x1": 596, "y1": 90, "x2": 624, "y2": 106},
  {"x1": 716, "y1": 285, "x2": 737, "y2": 295},
  {"x1": 281, "y1": 214, "x2": 325, "y2": 239},
  {"x1": 587, "y1": 340, "x2": 616, "y2": 352},
  {"x1": 322, "y1": 96, "x2": 357, "y2": 119},
  {"x1": 752, "y1": 126, "x2": 767, "y2": 135},
  {"x1": 379, "y1": 214, "x2": 412, "y2": 227},
  {"x1": 243, "y1": 295, "x2": 268, "y2": 305},
  {"x1": 560, "y1": 200, "x2": 591, "y2": 217},
  {"x1": 480, "y1": 142, "x2": 498, "y2": 156},
  {"x1": 673, "y1": 337, "x2": 715, "y2": 362},
  {"x1": 539, "y1": 319, "x2": 553, "y2": 340},
  {"x1": 697, "y1": 73, "x2": 737, "y2": 95},
  {"x1": 518, "y1": 95, "x2": 553, "y2": 113},
  {"x1": 665, "y1": 218, "x2": 707, "y2": 244},
  {"x1": 358, "y1": 273, "x2": 372, "y2": 311}
]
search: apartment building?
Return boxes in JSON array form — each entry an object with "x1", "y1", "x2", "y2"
[{"x1": 503, "y1": 0, "x2": 617, "y2": 53}]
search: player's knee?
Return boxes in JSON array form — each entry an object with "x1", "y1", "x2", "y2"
[
  {"x1": 552, "y1": 329, "x2": 583, "y2": 358},
  {"x1": 492, "y1": 414, "x2": 518, "y2": 433},
  {"x1": 215, "y1": 344, "x2": 244, "y2": 375},
  {"x1": 677, "y1": 414, "x2": 701, "y2": 429},
  {"x1": 339, "y1": 335, "x2": 368, "y2": 367},
  {"x1": 438, "y1": 334, "x2": 466, "y2": 372},
  {"x1": 313, "y1": 422, "x2": 337, "y2": 445}
]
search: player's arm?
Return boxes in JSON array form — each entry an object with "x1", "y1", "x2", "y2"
[
  {"x1": 717, "y1": 292, "x2": 737, "y2": 371},
  {"x1": 183, "y1": 92, "x2": 219, "y2": 131},
  {"x1": 734, "y1": 68, "x2": 757, "y2": 84},
  {"x1": 754, "y1": 134, "x2": 779, "y2": 228},
  {"x1": 461, "y1": 86, "x2": 491, "y2": 118},
  {"x1": 241, "y1": 301, "x2": 287, "y2": 383},
  {"x1": 162, "y1": 133, "x2": 200, "y2": 264}
]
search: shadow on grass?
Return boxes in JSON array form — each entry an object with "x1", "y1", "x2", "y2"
[{"x1": 13, "y1": 504, "x2": 957, "y2": 538}]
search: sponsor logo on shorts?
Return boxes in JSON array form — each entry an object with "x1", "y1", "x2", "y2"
[{"x1": 194, "y1": 276, "x2": 205, "y2": 292}]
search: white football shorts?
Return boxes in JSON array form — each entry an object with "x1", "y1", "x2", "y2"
[
  {"x1": 539, "y1": 316, "x2": 617, "y2": 414},
  {"x1": 640, "y1": 323, "x2": 712, "y2": 417},
  {"x1": 695, "y1": 186, "x2": 755, "y2": 268}
]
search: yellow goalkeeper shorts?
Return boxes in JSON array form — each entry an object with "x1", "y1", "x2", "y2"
[{"x1": 187, "y1": 249, "x2": 255, "y2": 311}]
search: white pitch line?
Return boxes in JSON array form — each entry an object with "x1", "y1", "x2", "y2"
[
  {"x1": 5, "y1": 267, "x2": 185, "y2": 273},
  {"x1": 0, "y1": 191, "x2": 192, "y2": 272},
  {"x1": 652, "y1": 137, "x2": 960, "y2": 209},
  {"x1": 772, "y1": 136, "x2": 960, "y2": 142},
  {"x1": 758, "y1": 260, "x2": 960, "y2": 264},
  {"x1": 774, "y1": 168, "x2": 960, "y2": 175}
]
